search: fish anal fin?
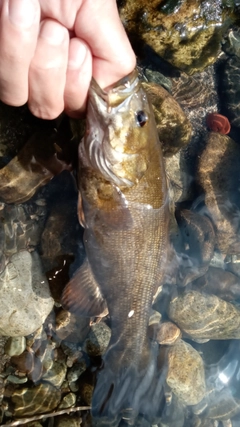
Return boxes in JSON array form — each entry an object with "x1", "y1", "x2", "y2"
[{"x1": 61, "y1": 259, "x2": 108, "y2": 317}]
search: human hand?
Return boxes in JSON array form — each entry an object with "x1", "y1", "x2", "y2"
[{"x1": 0, "y1": 0, "x2": 136, "y2": 119}]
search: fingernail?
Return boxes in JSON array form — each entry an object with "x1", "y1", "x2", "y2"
[
  {"x1": 68, "y1": 40, "x2": 87, "y2": 70},
  {"x1": 40, "y1": 20, "x2": 68, "y2": 45},
  {"x1": 8, "y1": 0, "x2": 39, "y2": 28}
]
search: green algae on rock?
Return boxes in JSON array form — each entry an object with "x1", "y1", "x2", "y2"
[{"x1": 119, "y1": 0, "x2": 234, "y2": 74}]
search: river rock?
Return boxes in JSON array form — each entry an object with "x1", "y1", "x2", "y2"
[
  {"x1": 11, "y1": 383, "x2": 61, "y2": 417},
  {"x1": 83, "y1": 322, "x2": 111, "y2": 357},
  {"x1": 54, "y1": 414, "x2": 81, "y2": 427},
  {"x1": 0, "y1": 250, "x2": 54, "y2": 336},
  {"x1": 165, "y1": 339, "x2": 206, "y2": 406},
  {"x1": 4, "y1": 337, "x2": 26, "y2": 357},
  {"x1": 168, "y1": 290, "x2": 240, "y2": 340},
  {"x1": 119, "y1": 0, "x2": 233, "y2": 74},
  {"x1": 196, "y1": 132, "x2": 240, "y2": 254},
  {"x1": 142, "y1": 82, "x2": 192, "y2": 156}
]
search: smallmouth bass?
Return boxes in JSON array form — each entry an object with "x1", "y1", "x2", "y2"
[{"x1": 62, "y1": 69, "x2": 169, "y2": 424}]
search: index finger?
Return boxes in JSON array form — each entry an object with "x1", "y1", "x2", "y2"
[{"x1": 74, "y1": 0, "x2": 136, "y2": 89}]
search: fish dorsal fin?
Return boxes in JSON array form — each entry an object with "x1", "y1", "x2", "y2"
[{"x1": 61, "y1": 258, "x2": 108, "y2": 317}]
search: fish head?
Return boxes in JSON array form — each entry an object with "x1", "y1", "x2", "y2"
[{"x1": 79, "y1": 69, "x2": 158, "y2": 187}]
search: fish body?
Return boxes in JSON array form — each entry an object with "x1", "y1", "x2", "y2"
[{"x1": 62, "y1": 69, "x2": 169, "y2": 424}]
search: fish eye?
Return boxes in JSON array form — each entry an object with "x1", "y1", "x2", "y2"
[{"x1": 136, "y1": 110, "x2": 148, "y2": 127}]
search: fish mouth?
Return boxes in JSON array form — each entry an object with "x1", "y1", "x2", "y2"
[{"x1": 90, "y1": 68, "x2": 140, "y2": 111}]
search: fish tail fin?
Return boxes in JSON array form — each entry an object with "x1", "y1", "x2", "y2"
[{"x1": 91, "y1": 341, "x2": 162, "y2": 425}]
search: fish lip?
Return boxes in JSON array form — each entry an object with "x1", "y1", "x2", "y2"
[{"x1": 90, "y1": 68, "x2": 140, "y2": 110}]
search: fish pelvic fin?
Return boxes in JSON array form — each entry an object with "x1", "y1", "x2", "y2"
[
  {"x1": 91, "y1": 341, "x2": 162, "y2": 424},
  {"x1": 61, "y1": 258, "x2": 108, "y2": 317}
]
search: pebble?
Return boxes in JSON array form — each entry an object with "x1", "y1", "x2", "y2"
[
  {"x1": 67, "y1": 360, "x2": 87, "y2": 382},
  {"x1": 83, "y1": 322, "x2": 111, "y2": 357},
  {"x1": 55, "y1": 309, "x2": 90, "y2": 343},
  {"x1": 42, "y1": 361, "x2": 67, "y2": 388},
  {"x1": 4, "y1": 336, "x2": 26, "y2": 356},
  {"x1": 58, "y1": 392, "x2": 76, "y2": 409},
  {"x1": 7, "y1": 374, "x2": 28, "y2": 384}
]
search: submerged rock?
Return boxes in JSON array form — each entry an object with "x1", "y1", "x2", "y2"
[
  {"x1": 0, "y1": 251, "x2": 54, "y2": 336},
  {"x1": 176, "y1": 209, "x2": 216, "y2": 286},
  {"x1": 220, "y1": 55, "x2": 240, "y2": 128},
  {"x1": 196, "y1": 131, "x2": 240, "y2": 254},
  {"x1": 119, "y1": 0, "x2": 233, "y2": 74},
  {"x1": 193, "y1": 266, "x2": 240, "y2": 301},
  {"x1": 4, "y1": 337, "x2": 26, "y2": 357},
  {"x1": 11, "y1": 383, "x2": 61, "y2": 417},
  {"x1": 83, "y1": 322, "x2": 111, "y2": 357},
  {"x1": 142, "y1": 82, "x2": 192, "y2": 156},
  {"x1": 168, "y1": 290, "x2": 240, "y2": 340},
  {"x1": 165, "y1": 339, "x2": 206, "y2": 405},
  {"x1": 172, "y1": 73, "x2": 211, "y2": 108}
]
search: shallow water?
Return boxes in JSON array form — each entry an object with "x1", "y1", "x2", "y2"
[{"x1": 1, "y1": 2, "x2": 240, "y2": 427}]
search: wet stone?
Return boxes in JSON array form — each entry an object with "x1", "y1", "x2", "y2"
[
  {"x1": 67, "y1": 360, "x2": 87, "y2": 383},
  {"x1": 142, "y1": 81, "x2": 192, "y2": 157},
  {"x1": 168, "y1": 290, "x2": 240, "y2": 340},
  {"x1": 220, "y1": 55, "x2": 240, "y2": 128},
  {"x1": 203, "y1": 387, "x2": 240, "y2": 421},
  {"x1": 13, "y1": 346, "x2": 39, "y2": 379},
  {"x1": 192, "y1": 266, "x2": 240, "y2": 302},
  {"x1": 58, "y1": 392, "x2": 76, "y2": 409},
  {"x1": 80, "y1": 381, "x2": 94, "y2": 406},
  {"x1": 7, "y1": 374, "x2": 28, "y2": 384},
  {"x1": 0, "y1": 250, "x2": 54, "y2": 336},
  {"x1": 55, "y1": 309, "x2": 90, "y2": 343},
  {"x1": 83, "y1": 322, "x2": 111, "y2": 357},
  {"x1": 165, "y1": 339, "x2": 206, "y2": 406},
  {"x1": 172, "y1": 73, "x2": 211, "y2": 109},
  {"x1": 119, "y1": 0, "x2": 231, "y2": 74},
  {"x1": 40, "y1": 342, "x2": 56, "y2": 372},
  {"x1": 54, "y1": 414, "x2": 82, "y2": 427},
  {"x1": 196, "y1": 131, "x2": 240, "y2": 255},
  {"x1": 4, "y1": 337, "x2": 26, "y2": 357},
  {"x1": 11, "y1": 382, "x2": 61, "y2": 417},
  {"x1": 154, "y1": 322, "x2": 182, "y2": 346},
  {"x1": 69, "y1": 380, "x2": 79, "y2": 393},
  {"x1": 176, "y1": 209, "x2": 216, "y2": 286},
  {"x1": 0, "y1": 202, "x2": 46, "y2": 266},
  {"x1": 42, "y1": 361, "x2": 67, "y2": 388}
]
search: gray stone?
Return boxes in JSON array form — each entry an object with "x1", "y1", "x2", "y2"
[
  {"x1": 83, "y1": 322, "x2": 111, "y2": 357},
  {"x1": 4, "y1": 336, "x2": 26, "y2": 356},
  {"x1": 0, "y1": 251, "x2": 54, "y2": 336}
]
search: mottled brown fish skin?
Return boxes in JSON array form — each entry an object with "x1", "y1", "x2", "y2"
[{"x1": 72, "y1": 69, "x2": 169, "y2": 422}]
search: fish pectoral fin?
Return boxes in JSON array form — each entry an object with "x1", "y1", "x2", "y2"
[{"x1": 61, "y1": 258, "x2": 108, "y2": 317}]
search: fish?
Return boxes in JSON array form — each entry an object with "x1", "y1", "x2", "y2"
[{"x1": 62, "y1": 68, "x2": 169, "y2": 425}]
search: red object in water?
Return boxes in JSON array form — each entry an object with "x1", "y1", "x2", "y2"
[{"x1": 206, "y1": 113, "x2": 231, "y2": 135}]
